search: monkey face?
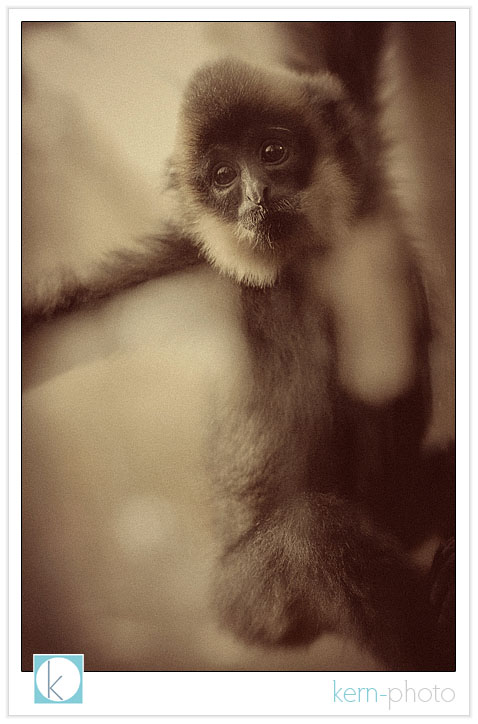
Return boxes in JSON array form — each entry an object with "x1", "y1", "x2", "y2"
[
  {"x1": 207, "y1": 127, "x2": 310, "y2": 249},
  {"x1": 178, "y1": 59, "x2": 360, "y2": 286},
  {"x1": 189, "y1": 122, "x2": 317, "y2": 257}
]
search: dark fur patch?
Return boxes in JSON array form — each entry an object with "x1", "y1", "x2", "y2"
[{"x1": 182, "y1": 60, "x2": 318, "y2": 151}]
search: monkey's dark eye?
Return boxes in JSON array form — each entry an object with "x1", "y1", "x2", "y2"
[
  {"x1": 260, "y1": 141, "x2": 288, "y2": 165},
  {"x1": 213, "y1": 164, "x2": 237, "y2": 187}
]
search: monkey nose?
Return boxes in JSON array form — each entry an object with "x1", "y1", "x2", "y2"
[{"x1": 246, "y1": 186, "x2": 268, "y2": 208}]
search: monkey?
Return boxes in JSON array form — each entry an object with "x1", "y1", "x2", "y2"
[
  {"x1": 22, "y1": 57, "x2": 452, "y2": 670},
  {"x1": 171, "y1": 58, "x2": 442, "y2": 669}
]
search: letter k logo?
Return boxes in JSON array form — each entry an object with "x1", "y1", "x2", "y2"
[
  {"x1": 47, "y1": 659, "x2": 63, "y2": 700},
  {"x1": 34, "y1": 655, "x2": 83, "y2": 704}
]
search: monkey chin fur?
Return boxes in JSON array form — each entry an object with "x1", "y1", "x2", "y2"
[{"x1": 194, "y1": 212, "x2": 282, "y2": 288}]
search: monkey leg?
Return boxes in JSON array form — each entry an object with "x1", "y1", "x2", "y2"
[{"x1": 213, "y1": 492, "x2": 444, "y2": 671}]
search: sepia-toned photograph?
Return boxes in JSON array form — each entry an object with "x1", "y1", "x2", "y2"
[{"x1": 21, "y1": 19, "x2": 456, "y2": 675}]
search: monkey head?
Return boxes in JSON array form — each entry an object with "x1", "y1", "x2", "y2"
[{"x1": 175, "y1": 59, "x2": 367, "y2": 287}]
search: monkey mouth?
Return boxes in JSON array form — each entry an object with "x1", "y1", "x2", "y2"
[{"x1": 240, "y1": 204, "x2": 301, "y2": 249}]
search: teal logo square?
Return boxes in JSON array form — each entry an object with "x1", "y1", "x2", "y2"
[{"x1": 34, "y1": 654, "x2": 83, "y2": 703}]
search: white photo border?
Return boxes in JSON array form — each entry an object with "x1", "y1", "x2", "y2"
[{"x1": 9, "y1": 6, "x2": 469, "y2": 717}]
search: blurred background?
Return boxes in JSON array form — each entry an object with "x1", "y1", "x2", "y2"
[{"x1": 22, "y1": 21, "x2": 455, "y2": 671}]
